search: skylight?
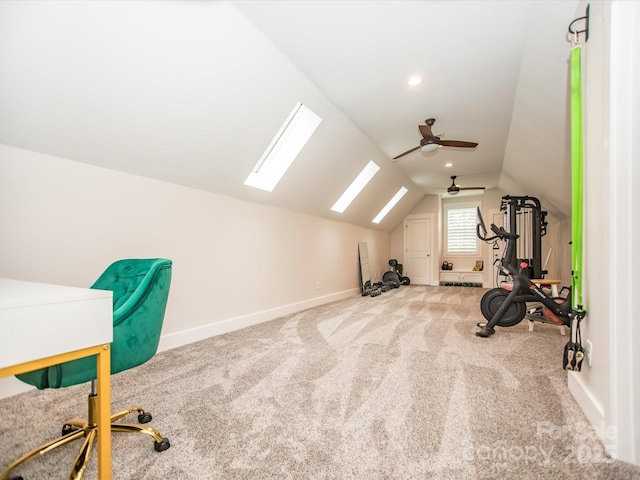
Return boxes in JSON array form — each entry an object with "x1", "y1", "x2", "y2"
[
  {"x1": 244, "y1": 102, "x2": 322, "y2": 192},
  {"x1": 372, "y1": 187, "x2": 408, "y2": 224},
  {"x1": 331, "y1": 160, "x2": 380, "y2": 213}
]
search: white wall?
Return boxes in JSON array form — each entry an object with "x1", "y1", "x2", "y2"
[
  {"x1": 607, "y1": 0, "x2": 640, "y2": 465},
  {"x1": 568, "y1": 0, "x2": 640, "y2": 466},
  {"x1": 0, "y1": 143, "x2": 390, "y2": 397}
]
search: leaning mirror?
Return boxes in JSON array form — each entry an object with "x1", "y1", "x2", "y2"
[{"x1": 358, "y1": 242, "x2": 371, "y2": 294}]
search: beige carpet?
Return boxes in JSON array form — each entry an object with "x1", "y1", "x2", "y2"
[{"x1": 2, "y1": 285, "x2": 639, "y2": 479}]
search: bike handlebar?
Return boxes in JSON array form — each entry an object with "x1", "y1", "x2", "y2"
[
  {"x1": 491, "y1": 223, "x2": 519, "y2": 240},
  {"x1": 476, "y1": 223, "x2": 519, "y2": 242}
]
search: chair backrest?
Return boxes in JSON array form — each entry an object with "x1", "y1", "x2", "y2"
[
  {"x1": 92, "y1": 258, "x2": 172, "y2": 373},
  {"x1": 92, "y1": 259, "x2": 161, "y2": 312},
  {"x1": 17, "y1": 258, "x2": 172, "y2": 389},
  {"x1": 92, "y1": 258, "x2": 171, "y2": 323}
]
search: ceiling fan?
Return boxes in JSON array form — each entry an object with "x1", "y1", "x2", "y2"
[
  {"x1": 445, "y1": 176, "x2": 486, "y2": 195},
  {"x1": 392, "y1": 118, "x2": 478, "y2": 160}
]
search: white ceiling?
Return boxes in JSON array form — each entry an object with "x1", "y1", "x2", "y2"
[{"x1": 0, "y1": 0, "x2": 580, "y2": 230}]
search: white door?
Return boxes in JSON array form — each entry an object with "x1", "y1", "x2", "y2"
[{"x1": 404, "y1": 217, "x2": 432, "y2": 285}]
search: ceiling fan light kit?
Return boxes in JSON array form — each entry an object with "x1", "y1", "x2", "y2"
[
  {"x1": 445, "y1": 175, "x2": 486, "y2": 195},
  {"x1": 393, "y1": 117, "x2": 478, "y2": 160},
  {"x1": 420, "y1": 141, "x2": 439, "y2": 153}
]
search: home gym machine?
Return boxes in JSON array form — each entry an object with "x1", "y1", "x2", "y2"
[
  {"x1": 474, "y1": 208, "x2": 584, "y2": 337},
  {"x1": 500, "y1": 195, "x2": 548, "y2": 279}
]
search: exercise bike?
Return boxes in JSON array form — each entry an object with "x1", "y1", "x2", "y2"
[{"x1": 475, "y1": 209, "x2": 585, "y2": 337}]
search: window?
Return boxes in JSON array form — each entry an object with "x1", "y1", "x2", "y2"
[
  {"x1": 331, "y1": 160, "x2": 380, "y2": 213},
  {"x1": 372, "y1": 187, "x2": 408, "y2": 224},
  {"x1": 444, "y1": 202, "x2": 480, "y2": 255},
  {"x1": 244, "y1": 102, "x2": 322, "y2": 192}
]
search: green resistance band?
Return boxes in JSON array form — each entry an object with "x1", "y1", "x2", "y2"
[{"x1": 571, "y1": 45, "x2": 584, "y2": 310}]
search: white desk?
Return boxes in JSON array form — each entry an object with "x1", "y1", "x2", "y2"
[{"x1": 0, "y1": 278, "x2": 113, "y2": 479}]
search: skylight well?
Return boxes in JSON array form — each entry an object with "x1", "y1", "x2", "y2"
[
  {"x1": 244, "y1": 102, "x2": 322, "y2": 192},
  {"x1": 331, "y1": 161, "x2": 380, "y2": 213},
  {"x1": 372, "y1": 187, "x2": 408, "y2": 224}
]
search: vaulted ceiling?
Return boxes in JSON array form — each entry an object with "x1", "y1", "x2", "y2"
[{"x1": 0, "y1": 0, "x2": 579, "y2": 231}]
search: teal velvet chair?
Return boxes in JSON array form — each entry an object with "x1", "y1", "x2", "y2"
[{"x1": 3, "y1": 258, "x2": 173, "y2": 480}]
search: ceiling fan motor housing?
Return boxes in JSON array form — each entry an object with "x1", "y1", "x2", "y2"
[{"x1": 420, "y1": 137, "x2": 439, "y2": 147}]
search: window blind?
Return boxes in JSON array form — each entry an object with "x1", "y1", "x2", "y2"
[{"x1": 447, "y1": 207, "x2": 478, "y2": 254}]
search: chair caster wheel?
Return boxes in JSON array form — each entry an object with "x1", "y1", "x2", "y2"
[
  {"x1": 154, "y1": 437, "x2": 170, "y2": 452},
  {"x1": 62, "y1": 424, "x2": 80, "y2": 436},
  {"x1": 138, "y1": 412, "x2": 153, "y2": 424}
]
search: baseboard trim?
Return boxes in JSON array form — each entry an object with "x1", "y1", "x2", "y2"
[
  {"x1": 568, "y1": 372, "x2": 610, "y2": 448},
  {"x1": 157, "y1": 288, "x2": 360, "y2": 353}
]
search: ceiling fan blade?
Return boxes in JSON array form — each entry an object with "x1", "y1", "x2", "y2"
[
  {"x1": 392, "y1": 145, "x2": 420, "y2": 160},
  {"x1": 438, "y1": 140, "x2": 478, "y2": 148},
  {"x1": 459, "y1": 187, "x2": 486, "y2": 191},
  {"x1": 419, "y1": 124, "x2": 435, "y2": 140}
]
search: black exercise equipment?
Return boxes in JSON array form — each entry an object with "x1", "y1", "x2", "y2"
[
  {"x1": 475, "y1": 209, "x2": 585, "y2": 337},
  {"x1": 359, "y1": 254, "x2": 411, "y2": 297},
  {"x1": 500, "y1": 195, "x2": 548, "y2": 279},
  {"x1": 383, "y1": 259, "x2": 410, "y2": 286}
]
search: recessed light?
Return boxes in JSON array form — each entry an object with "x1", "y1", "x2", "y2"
[
  {"x1": 445, "y1": 163, "x2": 453, "y2": 167},
  {"x1": 406, "y1": 75, "x2": 424, "y2": 87}
]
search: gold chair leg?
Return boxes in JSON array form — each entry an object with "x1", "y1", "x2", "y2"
[
  {"x1": 70, "y1": 429, "x2": 97, "y2": 480},
  {"x1": 0, "y1": 428, "x2": 87, "y2": 480},
  {"x1": 110, "y1": 406, "x2": 146, "y2": 423},
  {"x1": 109, "y1": 407, "x2": 170, "y2": 452},
  {"x1": 111, "y1": 423, "x2": 164, "y2": 444},
  {"x1": 64, "y1": 418, "x2": 88, "y2": 430},
  {"x1": 2, "y1": 398, "x2": 169, "y2": 480}
]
